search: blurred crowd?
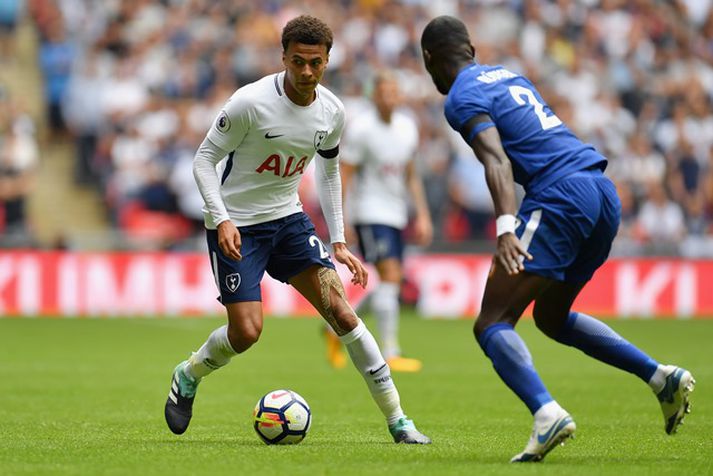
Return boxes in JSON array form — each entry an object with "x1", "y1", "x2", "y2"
[{"x1": 4, "y1": 0, "x2": 713, "y2": 256}]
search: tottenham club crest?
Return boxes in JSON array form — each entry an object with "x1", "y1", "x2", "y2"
[
  {"x1": 216, "y1": 111, "x2": 231, "y2": 133},
  {"x1": 225, "y1": 273, "x2": 241, "y2": 293},
  {"x1": 314, "y1": 130, "x2": 328, "y2": 150}
]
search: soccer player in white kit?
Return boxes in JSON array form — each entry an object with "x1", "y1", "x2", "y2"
[
  {"x1": 328, "y1": 72, "x2": 432, "y2": 372},
  {"x1": 164, "y1": 15, "x2": 430, "y2": 444}
]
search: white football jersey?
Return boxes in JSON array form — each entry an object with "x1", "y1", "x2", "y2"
[
  {"x1": 341, "y1": 107, "x2": 419, "y2": 229},
  {"x1": 204, "y1": 71, "x2": 345, "y2": 228}
]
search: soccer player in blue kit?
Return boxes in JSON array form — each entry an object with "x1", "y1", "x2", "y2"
[{"x1": 421, "y1": 16, "x2": 695, "y2": 462}]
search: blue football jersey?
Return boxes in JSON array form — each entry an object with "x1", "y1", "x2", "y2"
[{"x1": 444, "y1": 63, "x2": 607, "y2": 194}]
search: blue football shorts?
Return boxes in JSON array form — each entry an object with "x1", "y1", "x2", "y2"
[
  {"x1": 516, "y1": 168, "x2": 621, "y2": 283},
  {"x1": 354, "y1": 224, "x2": 404, "y2": 263},
  {"x1": 206, "y1": 212, "x2": 335, "y2": 304}
]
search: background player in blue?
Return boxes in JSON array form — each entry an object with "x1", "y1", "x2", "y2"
[{"x1": 421, "y1": 16, "x2": 695, "y2": 462}]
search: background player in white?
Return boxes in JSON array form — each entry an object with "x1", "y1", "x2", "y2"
[
  {"x1": 326, "y1": 72, "x2": 433, "y2": 372},
  {"x1": 163, "y1": 15, "x2": 430, "y2": 444}
]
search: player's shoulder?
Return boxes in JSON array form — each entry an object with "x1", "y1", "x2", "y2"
[
  {"x1": 316, "y1": 83, "x2": 345, "y2": 116},
  {"x1": 226, "y1": 73, "x2": 281, "y2": 108},
  {"x1": 393, "y1": 109, "x2": 418, "y2": 127},
  {"x1": 445, "y1": 64, "x2": 522, "y2": 118}
]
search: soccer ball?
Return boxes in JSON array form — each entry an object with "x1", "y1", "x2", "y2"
[{"x1": 253, "y1": 389, "x2": 311, "y2": 445}]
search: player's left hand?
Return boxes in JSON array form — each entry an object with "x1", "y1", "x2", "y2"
[
  {"x1": 495, "y1": 233, "x2": 533, "y2": 275},
  {"x1": 413, "y1": 215, "x2": 433, "y2": 246},
  {"x1": 332, "y1": 242, "x2": 368, "y2": 288}
]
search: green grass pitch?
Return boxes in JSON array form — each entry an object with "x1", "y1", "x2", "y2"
[{"x1": 1, "y1": 314, "x2": 711, "y2": 475}]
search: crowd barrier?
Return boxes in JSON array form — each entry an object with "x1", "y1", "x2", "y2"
[{"x1": 0, "y1": 252, "x2": 711, "y2": 318}]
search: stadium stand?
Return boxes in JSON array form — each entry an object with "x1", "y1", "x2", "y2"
[{"x1": 5, "y1": 0, "x2": 713, "y2": 255}]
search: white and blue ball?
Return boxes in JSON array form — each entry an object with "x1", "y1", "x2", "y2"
[{"x1": 253, "y1": 389, "x2": 311, "y2": 445}]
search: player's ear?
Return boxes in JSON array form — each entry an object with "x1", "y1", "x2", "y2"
[{"x1": 422, "y1": 48, "x2": 433, "y2": 69}]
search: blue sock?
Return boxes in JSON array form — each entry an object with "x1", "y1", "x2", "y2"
[
  {"x1": 477, "y1": 323, "x2": 553, "y2": 414},
  {"x1": 555, "y1": 312, "x2": 659, "y2": 382}
]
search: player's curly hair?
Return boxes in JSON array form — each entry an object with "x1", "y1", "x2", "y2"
[{"x1": 281, "y1": 15, "x2": 333, "y2": 53}]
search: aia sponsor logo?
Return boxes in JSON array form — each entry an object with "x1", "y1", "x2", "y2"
[{"x1": 255, "y1": 154, "x2": 308, "y2": 177}]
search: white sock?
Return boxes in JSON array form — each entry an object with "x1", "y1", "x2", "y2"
[
  {"x1": 648, "y1": 364, "x2": 675, "y2": 393},
  {"x1": 534, "y1": 400, "x2": 566, "y2": 425},
  {"x1": 340, "y1": 318, "x2": 405, "y2": 425},
  {"x1": 185, "y1": 325, "x2": 238, "y2": 380},
  {"x1": 372, "y1": 282, "x2": 400, "y2": 359}
]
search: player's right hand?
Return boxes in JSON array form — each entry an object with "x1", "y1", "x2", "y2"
[
  {"x1": 495, "y1": 233, "x2": 532, "y2": 275},
  {"x1": 217, "y1": 220, "x2": 242, "y2": 261}
]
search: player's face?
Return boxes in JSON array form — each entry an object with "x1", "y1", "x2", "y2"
[
  {"x1": 374, "y1": 79, "x2": 400, "y2": 115},
  {"x1": 283, "y1": 41, "x2": 329, "y2": 105},
  {"x1": 422, "y1": 49, "x2": 450, "y2": 95}
]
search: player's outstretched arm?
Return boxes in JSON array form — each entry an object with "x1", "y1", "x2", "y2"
[
  {"x1": 464, "y1": 114, "x2": 532, "y2": 275},
  {"x1": 332, "y1": 242, "x2": 368, "y2": 288},
  {"x1": 405, "y1": 159, "x2": 433, "y2": 246}
]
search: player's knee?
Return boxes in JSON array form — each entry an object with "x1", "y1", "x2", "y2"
[
  {"x1": 532, "y1": 305, "x2": 566, "y2": 339},
  {"x1": 376, "y1": 258, "x2": 401, "y2": 282},
  {"x1": 473, "y1": 309, "x2": 517, "y2": 339},
  {"x1": 533, "y1": 315, "x2": 557, "y2": 338},
  {"x1": 226, "y1": 309, "x2": 263, "y2": 353},
  {"x1": 227, "y1": 323, "x2": 262, "y2": 353},
  {"x1": 473, "y1": 316, "x2": 490, "y2": 339}
]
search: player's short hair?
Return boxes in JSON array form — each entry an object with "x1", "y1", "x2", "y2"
[
  {"x1": 421, "y1": 15, "x2": 471, "y2": 54},
  {"x1": 373, "y1": 70, "x2": 397, "y2": 88},
  {"x1": 281, "y1": 15, "x2": 333, "y2": 53}
]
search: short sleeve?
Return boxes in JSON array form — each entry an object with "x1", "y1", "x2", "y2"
[
  {"x1": 444, "y1": 84, "x2": 492, "y2": 135},
  {"x1": 206, "y1": 92, "x2": 253, "y2": 152}
]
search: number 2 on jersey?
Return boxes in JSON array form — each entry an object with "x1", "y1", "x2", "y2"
[
  {"x1": 508, "y1": 85, "x2": 562, "y2": 130},
  {"x1": 309, "y1": 235, "x2": 330, "y2": 259}
]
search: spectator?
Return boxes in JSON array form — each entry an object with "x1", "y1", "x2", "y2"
[
  {"x1": 20, "y1": 0, "x2": 713, "y2": 254},
  {"x1": 38, "y1": 17, "x2": 76, "y2": 135},
  {"x1": 636, "y1": 180, "x2": 686, "y2": 254},
  {"x1": 0, "y1": 99, "x2": 38, "y2": 246}
]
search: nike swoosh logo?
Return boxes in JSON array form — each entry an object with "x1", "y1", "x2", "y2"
[
  {"x1": 271, "y1": 391, "x2": 289, "y2": 399},
  {"x1": 369, "y1": 363, "x2": 387, "y2": 375},
  {"x1": 537, "y1": 416, "x2": 572, "y2": 444},
  {"x1": 264, "y1": 132, "x2": 284, "y2": 139}
]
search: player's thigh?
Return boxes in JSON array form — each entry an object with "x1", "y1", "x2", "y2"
[
  {"x1": 289, "y1": 264, "x2": 357, "y2": 336},
  {"x1": 475, "y1": 264, "x2": 552, "y2": 336},
  {"x1": 355, "y1": 224, "x2": 404, "y2": 265},
  {"x1": 532, "y1": 280, "x2": 586, "y2": 338},
  {"x1": 375, "y1": 257, "x2": 402, "y2": 283}
]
